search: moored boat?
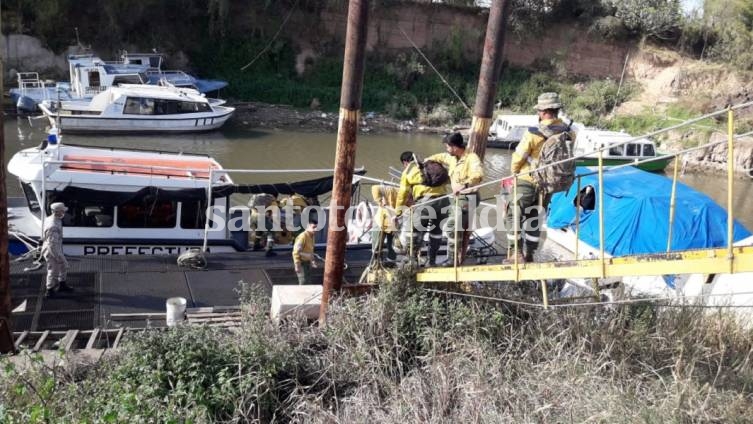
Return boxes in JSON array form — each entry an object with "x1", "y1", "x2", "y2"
[
  {"x1": 9, "y1": 53, "x2": 229, "y2": 114},
  {"x1": 6, "y1": 137, "x2": 369, "y2": 256},
  {"x1": 39, "y1": 84, "x2": 234, "y2": 133},
  {"x1": 486, "y1": 114, "x2": 538, "y2": 149},
  {"x1": 573, "y1": 128, "x2": 672, "y2": 172}
]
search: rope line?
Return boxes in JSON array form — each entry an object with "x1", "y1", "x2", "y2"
[
  {"x1": 422, "y1": 287, "x2": 753, "y2": 310},
  {"x1": 398, "y1": 27, "x2": 472, "y2": 114}
]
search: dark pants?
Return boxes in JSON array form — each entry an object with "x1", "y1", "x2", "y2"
[
  {"x1": 443, "y1": 193, "x2": 479, "y2": 264},
  {"x1": 371, "y1": 228, "x2": 396, "y2": 260},
  {"x1": 402, "y1": 196, "x2": 449, "y2": 265},
  {"x1": 296, "y1": 261, "x2": 311, "y2": 285},
  {"x1": 502, "y1": 180, "x2": 550, "y2": 261}
]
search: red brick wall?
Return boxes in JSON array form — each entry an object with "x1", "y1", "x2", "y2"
[{"x1": 239, "y1": 3, "x2": 632, "y2": 79}]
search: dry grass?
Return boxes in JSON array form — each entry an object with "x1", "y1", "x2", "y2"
[{"x1": 2, "y1": 278, "x2": 753, "y2": 423}]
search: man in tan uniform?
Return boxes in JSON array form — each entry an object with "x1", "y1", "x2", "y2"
[
  {"x1": 292, "y1": 220, "x2": 319, "y2": 285},
  {"x1": 43, "y1": 202, "x2": 73, "y2": 297},
  {"x1": 426, "y1": 133, "x2": 484, "y2": 266}
]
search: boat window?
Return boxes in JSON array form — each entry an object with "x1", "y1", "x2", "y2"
[
  {"x1": 112, "y1": 75, "x2": 144, "y2": 85},
  {"x1": 117, "y1": 197, "x2": 177, "y2": 228},
  {"x1": 21, "y1": 182, "x2": 40, "y2": 214},
  {"x1": 88, "y1": 71, "x2": 100, "y2": 88},
  {"x1": 180, "y1": 199, "x2": 213, "y2": 229},
  {"x1": 154, "y1": 99, "x2": 179, "y2": 115},
  {"x1": 626, "y1": 144, "x2": 641, "y2": 156},
  {"x1": 642, "y1": 144, "x2": 655, "y2": 156},
  {"x1": 608, "y1": 145, "x2": 624, "y2": 156},
  {"x1": 178, "y1": 101, "x2": 211, "y2": 113},
  {"x1": 123, "y1": 97, "x2": 155, "y2": 115},
  {"x1": 44, "y1": 197, "x2": 114, "y2": 227}
]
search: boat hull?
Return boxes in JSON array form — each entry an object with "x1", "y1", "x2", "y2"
[
  {"x1": 575, "y1": 156, "x2": 672, "y2": 172},
  {"x1": 55, "y1": 109, "x2": 235, "y2": 133}
]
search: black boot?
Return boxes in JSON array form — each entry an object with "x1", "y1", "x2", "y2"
[
  {"x1": 428, "y1": 237, "x2": 442, "y2": 266},
  {"x1": 524, "y1": 244, "x2": 537, "y2": 263},
  {"x1": 45, "y1": 288, "x2": 55, "y2": 298},
  {"x1": 58, "y1": 281, "x2": 73, "y2": 292}
]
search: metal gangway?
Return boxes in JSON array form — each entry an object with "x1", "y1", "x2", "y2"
[{"x1": 415, "y1": 101, "x2": 753, "y2": 307}]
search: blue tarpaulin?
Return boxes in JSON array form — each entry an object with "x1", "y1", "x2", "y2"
[{"x1": 547, "y1": 167, "x2": 751, "y2": 257}]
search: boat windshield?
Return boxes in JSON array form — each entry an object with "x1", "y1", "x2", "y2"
[
  {"x1": 21, "y1": 182, "x2": 40, "y2": 214},
  {"x1": 123, "y1": 97, "x2": 212, "y2": 115}
]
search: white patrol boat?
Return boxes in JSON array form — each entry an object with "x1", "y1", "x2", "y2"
[
  {"x1": 7, "y1": 135, "x2": 369, "y2": 257},
  {"x1": 39, "y1": 84, "x2": 234, "y2": 133}
]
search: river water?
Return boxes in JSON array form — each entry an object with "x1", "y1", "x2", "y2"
[{"x1": 4, "y1": 117, "x2": 753, "y2": 230}]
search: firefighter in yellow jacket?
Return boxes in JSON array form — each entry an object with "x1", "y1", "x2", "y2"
[
  {"x1": 292, "y1": 219, "x2": 319, "y2": 285},
  {"x1": 426, "y1": 133, "x2": 484, "y2": 266},
  {"x1": 371, "y1": 184, "x2": 399, "y2": 261},
  {"x1": 394, "y1": 151, "x2": 448, "y2": 266},
  {"x1": 502, "y1": 92, "x2": 573, "y2": 263}
]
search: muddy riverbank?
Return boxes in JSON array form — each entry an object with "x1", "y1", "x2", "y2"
[{"x1": 229, "y1": 102, "x2": 452, "y2": 134}]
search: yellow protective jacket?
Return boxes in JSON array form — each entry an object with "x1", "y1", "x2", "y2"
[
  {"x1": 511, "y1": 118, "x2": 568, "y2": 185},
  {"x1": 426, "y1": 151, "x2": 484, "y2": 190},
  {"x1": 371, "y1": 185, "x2": 400, "y2": 232},
  {"x1": 395, "y1": 163, "x2": 446, "y2": 216},
  {"x1": 292, "y1": 231, "x2": 315, "y2": 265}
]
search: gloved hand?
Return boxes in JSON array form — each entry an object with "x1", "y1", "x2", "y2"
[{"x1": 501, "y1": 177, "x2": 515, "y2": 191}]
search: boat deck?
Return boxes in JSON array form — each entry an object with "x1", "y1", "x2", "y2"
[{"x1": 8, "y1": 249, "x2": 373, "y2": 332}]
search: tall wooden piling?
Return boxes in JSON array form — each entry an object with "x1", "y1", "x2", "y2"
[
  {"x1": 468, "y1": 0, "x2": 510, "y2": 160},
  {"x1": 462, "y1": 0, "x2": 510, "y2": 263},
  {"x1": 0, "y1": 15, "x2": 13, "y2": 352},
  {"x1": 320, "y1": 0, "x2": 369, "y2": 325}
]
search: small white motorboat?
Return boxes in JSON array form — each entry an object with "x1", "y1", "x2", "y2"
[{"x1": 39, "y1": 84, "x2": 235, "y2": 133}]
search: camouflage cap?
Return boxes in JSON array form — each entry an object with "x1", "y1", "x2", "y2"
[{"x1": 534, "y1": 92, "x2": 562, "y2": 111}]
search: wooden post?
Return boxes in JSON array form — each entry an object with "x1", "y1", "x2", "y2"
[
  {"x1": 462, "y1": 0, "x2": 510, "y2": 263},
  {"x1": 320, "y1": 0, "x2": 369, "y2": 325},
  {"x1": 0, "y1": 12, "x2": 13, "y2": 353},
  {"x1": 467, "y1": 0, "x2": 511, "y2": 161}
]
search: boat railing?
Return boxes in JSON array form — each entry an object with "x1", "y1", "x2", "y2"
[
  {"x1": 16, "y1": 72, "x2": 47, "y2": 92},
  {"x1": 147, "y1": 69, "x2": 193, "y2": 82},
  {"x1": 84, "y1": 86, "x2": 108, "y2": 96},
  {"x1": 415, "y1": 100, "x2": 753, "y2": 307}
]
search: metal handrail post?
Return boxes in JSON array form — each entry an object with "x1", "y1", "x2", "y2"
[
  {"x1": 727, "y1": 107, "x2": 735, "y2": 272},
  {"x1": 40, "y1": 158, "x2": 46, "y2": 240},
  {"x1": 598, "y1": 149, "x2": 605, "y2": 279},
  {"x1": 201, "y1": 168, "x2": 213, "y2": 253},
  {"x1": 574, "y1": 176, "x2": 581, "y2": 260},
  {"x1": 667, "y1": 156, "x2": 680, "y2": 253},
  {"x1": 453, "y1": 196, "x2": 459, "y2": 282},
  {"x1": 513, "y1": 176, "x2": 520, "y2": 282},
  {"x1": 408, "y1": 207, "x2": 414, "y2": 260}
]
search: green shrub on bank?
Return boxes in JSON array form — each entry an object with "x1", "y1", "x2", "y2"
[
  {"x1": 3, "y1": 276, "x2": 753, "y2": 423},
  {"x1": 189, "y1": 36, "x2": 639, "y2": 125}
]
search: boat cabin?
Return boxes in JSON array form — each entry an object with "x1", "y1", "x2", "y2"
[
  {"x1": 572, "y1": 129, "x2": 669, "y2": 172},
  {"x1": 7, "y1": 142, "x2": 362, "y2": 256},
  {"x1": 68, "y1": 55, "x2": 148, "y2": 97}
]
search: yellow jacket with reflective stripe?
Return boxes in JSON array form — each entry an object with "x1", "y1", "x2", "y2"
[
  {"x1": 425, "y1": 151, "x2": 484, "y2": 189},
  {"x1": 292, "y1": 231, "x2": 314, "y2": 265},
  {"x1": 511, "y1": 118, "x2": 564, "y2": 185},
  {"x1": 395, "y1": 164, "x2": 446, "y2": 216}
]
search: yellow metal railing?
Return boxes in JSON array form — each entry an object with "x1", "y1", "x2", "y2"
[{"x1": 413, "y1": 101, "x2": 753, "y2": 308}]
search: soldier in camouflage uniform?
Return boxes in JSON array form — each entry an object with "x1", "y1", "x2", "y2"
[{"x1": 42, "y1": 202, "x2": 73, "y2": 297}]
